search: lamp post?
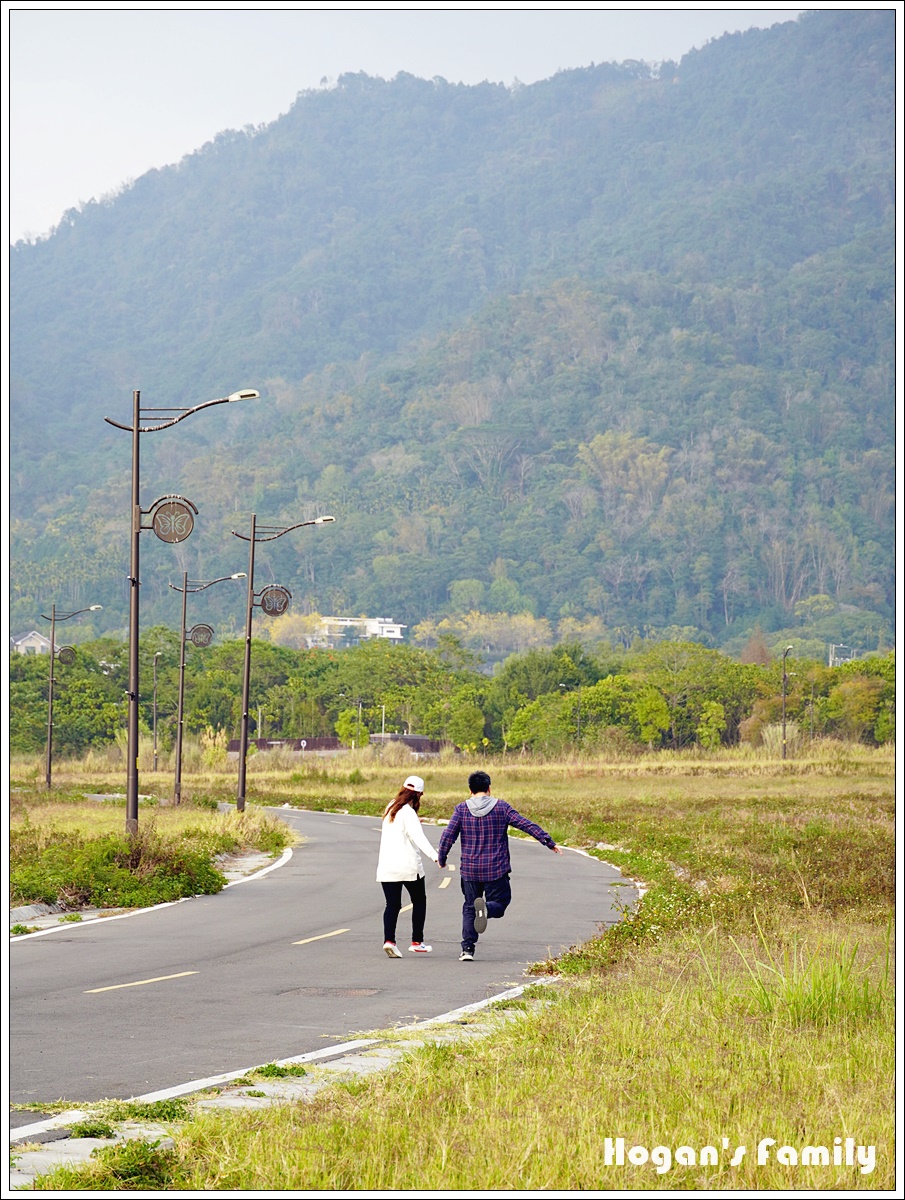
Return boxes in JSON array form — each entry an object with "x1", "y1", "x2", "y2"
[
  {"x1": 152, "y1": 652, "x2": 161, "y2": 771},
  {"x1": 105, "y1": 388, "x2": 258, "y2": 833},
  {"x1": 41, "y1": 603, "x2": 103, "y2": 789},
  {"x1": 231, "y1": 514, "x2": 334, "y2": 810},
  {"x1": 782, "y1": 645, "x2": 794, "y2": 760},
  {"x1": 168, "y1": 572, "x2": 246, "y2": 805}
]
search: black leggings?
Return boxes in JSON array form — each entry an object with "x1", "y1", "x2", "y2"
[{"x1": 381, "y1": 876, "x2": 427, "y2": 944}]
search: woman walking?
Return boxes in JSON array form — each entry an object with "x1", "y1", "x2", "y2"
[{"x1": 376, "y1": 774, "x2": 439, "y2": 957}]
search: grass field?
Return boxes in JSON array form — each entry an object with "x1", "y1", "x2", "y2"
[{"x1": 10, "y1": 742, "x2": 895, "y2": 1190}]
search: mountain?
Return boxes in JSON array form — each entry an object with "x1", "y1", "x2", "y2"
[{"x1": 9, "y1": 10, "x2": 894, "y2": 653}]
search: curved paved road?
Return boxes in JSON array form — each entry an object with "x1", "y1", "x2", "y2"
[{"x1": 10, "y1": 808, "x2": 630, "y2": 1107}]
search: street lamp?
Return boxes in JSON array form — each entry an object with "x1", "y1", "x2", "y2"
[
  {"x1": 152, "y1": 652, "x2": 162, "y2": 772},
  {"x1": 41, "y1": 603, "x2": 103, "y2": 789},
  {"x1": 168, "y1": 571, "x2": 246, "y2": 805},
  {"x1": 231, "y1": 514, "x2": 334, "y2": 810},
  {"x1": 782, "y1": 645, "x2": 794, "y2": 760},
  {"x1": 105, "y1": 388, "x2": 258, "y2": 833}
]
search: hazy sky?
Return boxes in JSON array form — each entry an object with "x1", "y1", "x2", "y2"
[{"x1": 9, "y1": 4, "x2": 812, "y2": 244}]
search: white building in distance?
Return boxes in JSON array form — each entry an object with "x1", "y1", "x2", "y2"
[{"x1": 313, "y1": 616, "x2": 406, "y2": 648}]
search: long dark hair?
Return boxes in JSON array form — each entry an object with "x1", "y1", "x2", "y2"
[{"x1": 384, "y1": 786, "x2": 422, "y2": 822}]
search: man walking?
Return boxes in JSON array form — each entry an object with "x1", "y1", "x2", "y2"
[{"x1": 438, "y1": 770, "x2": 563, "y2": 960}]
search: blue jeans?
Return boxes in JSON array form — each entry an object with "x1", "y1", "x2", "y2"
[{"x1": 460, "y1": 875, "x2": 512, "y2": 950}]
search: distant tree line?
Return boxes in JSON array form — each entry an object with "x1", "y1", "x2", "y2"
[{"x1": 9, "y1": 634, "x2": 894, "y2": 758}]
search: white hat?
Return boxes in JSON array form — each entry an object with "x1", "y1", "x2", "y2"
[{"x1": 404, "y1": 775, "x2": 425, "y2": 792}]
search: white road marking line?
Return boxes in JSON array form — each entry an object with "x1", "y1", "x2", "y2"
[
  {"x1": 85, "y1": 971, "x2": 198, "y2": 993},
  {"x1": 14, "y1": 978, "x2": 560, "y2": 1142},
  {"x1": 408, "y1": 981, "x2": 555, "y2": 1028},
  {"x1": 11, "y1": 849, "x2": 298, "y2": 941},
  {"x1": 10, "y1": 896, "x2": 195, "y2": 939},
  {"x1": 226, "y1": 846, "x2": 292, "y2": 886},
  {"x1": 439, "y1": 877, "x2": 452, "y2": 889},
  {"x1": 11, "y1": 1039, "x2": 384, "y2": 1138},
  {"x1": 400, "y1": 904, "x2": 413, "y2": 913},
  {"x1": 293, "y1": 928, "x2": 350, "y2": 945}
]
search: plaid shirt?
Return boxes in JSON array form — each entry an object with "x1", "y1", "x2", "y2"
[{"x1": 437, "y1": 798, "x2": 556, "y2": 881}]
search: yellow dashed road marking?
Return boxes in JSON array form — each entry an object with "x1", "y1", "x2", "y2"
[
  {"x1": 293, "y1": 928, "x2": 350, "y2": 945},
  {"x1": 439, "y1": 877, "x2": 452, "y2": 889},
  {"x1": 86, "y1": 971, "x2": 198, "y2": 993}
]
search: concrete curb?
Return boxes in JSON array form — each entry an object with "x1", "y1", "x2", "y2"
[{"x1": 8, "y1": 980, "x2": 556, "y2": 1189}]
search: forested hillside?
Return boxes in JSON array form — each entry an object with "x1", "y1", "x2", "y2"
[{"x1": 10, "y1": 10, "x2": 894, "y2": 655}]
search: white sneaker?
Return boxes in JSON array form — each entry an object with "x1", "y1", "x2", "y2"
[
  {"x1": 384, "y1": 941, "x2": 403, "y2": 958},
  {"x1": 409, "y1": 942, "x2": 432, "y2": 953},
  {"x1": 460, "y1": 949, "x2": 474, "y2": 961}
]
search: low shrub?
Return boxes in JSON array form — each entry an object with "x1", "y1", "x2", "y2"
[
  {"x1": 9, "y1": 795, "x2": 292, "y2": 911},
  {"x1": 31, "y1": 1139, "x2": 177, "y2": 1191},
  {"x1": 10, "y1": 825, "x2": 225, "y2": 909},
  {"x1": 67, "y1": 1120, "x2": 115, "y2": 1139},
  {"x1": 98, "y1": 1099, "x2": 190, "y2": 1122}
]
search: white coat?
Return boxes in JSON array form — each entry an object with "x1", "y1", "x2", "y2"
[{"x1": 376, "y1": 803, "x2": 439, "y2": 882}]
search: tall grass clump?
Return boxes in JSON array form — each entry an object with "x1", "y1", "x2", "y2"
[
  {"x1": 729, "y1": 915, "x2": 893, "y2": 1025},
  {"x1": 759, "y1": 722, "x2": 803, "y2": 756}
]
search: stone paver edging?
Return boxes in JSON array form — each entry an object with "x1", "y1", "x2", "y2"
[{"x1": 9, "y1": 980, "x2": 555, "y2": 1190}]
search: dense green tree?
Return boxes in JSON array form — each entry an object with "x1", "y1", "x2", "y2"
[
  {"x1": 627, "y1": 641, "x2": 759, "y2": 748},
  {"x1": 335, "y1": 708, "x2": 370, "y2": 748}
]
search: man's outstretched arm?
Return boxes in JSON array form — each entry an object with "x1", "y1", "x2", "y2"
[{"x1": 505, "y1": 805, "x2": 562, "y2": 852}]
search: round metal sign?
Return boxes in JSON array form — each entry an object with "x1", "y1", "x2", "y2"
[
  {"x1": 57, "y1": 646, "x2": 76, "y2": 665},
  {"x1": 189, "y1": 624, "x2": 214, "y2": 648},
  {"x1": 152, "y1": 501, "x2": 194, "y2": 544},
  {"x1": 259, "y1": 585, "x2": 291, "y2": 616}
]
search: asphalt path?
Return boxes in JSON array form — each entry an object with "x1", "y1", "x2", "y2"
[{"x1": 9, "y1": 807, "x2": 630, "y2": 1110}]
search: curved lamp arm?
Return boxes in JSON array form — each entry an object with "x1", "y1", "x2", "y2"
[
  {"x1": 105, "y1": 390, "x2": 259, "y2": 433},
  {"x1": 169, "y1": 572, "x2": 246, "y2": 595},
  {"x1": 41, "y1": 604, "x2": 103, "y2": 622},
  {"x1": 232, "y1": 515, "x2": 334, "y2": 543}
]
